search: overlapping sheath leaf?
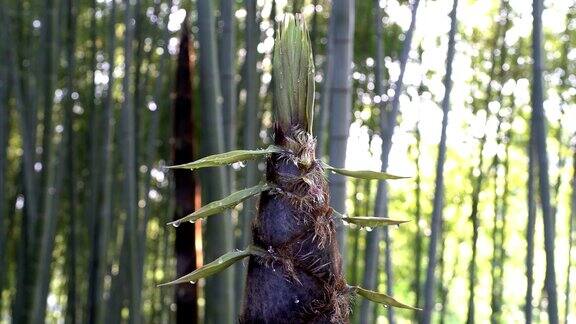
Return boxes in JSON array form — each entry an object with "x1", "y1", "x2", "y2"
[
  {"x1": 350, "y1": 286, "x2": 421, "y2": 311},
  {"x1": 158, "y1": 246, "x2": 267, "y2": 286},
  {"x1": 168, "y1": 183, "x2": 270, "y2": 226},
  {"x1": 323, "y1": 163, "x2": 408, "y2": 180},
  {"x1": 166, "y1": 146, "x2": 281, "y2": 170},
  {"x1": 273, "y1": 14, "x2": 315, "y2": 133}
]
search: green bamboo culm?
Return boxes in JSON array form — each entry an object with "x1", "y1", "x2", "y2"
[{"x1": 273, "y1": 14, "x2": 315, "y2": 133}]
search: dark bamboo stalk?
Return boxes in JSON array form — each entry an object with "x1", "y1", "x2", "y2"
[
  {"x1": 531, "y1": 0, "x2": 559, "y2": 322},
  {"x1": 5, "y1": 3, "x2": 39, "y2": 321},
  {"x1": 38, "y1": 0, "x2": 57, "y2": 214},
  {"x1": 525, "y1": 132, "x2": 537, "y2": 324},
  {"x1": 0, "y1": 0, "x2": 9, "y2": 311},
  {"x1": 119, "y1": 0, "x2": 142, "y2": 321},
  {"x1": 171, "y1": 24, "x2": 199, "y2": 324},
  {"x1": 86, "y1": 0, "x2": 99, "y2": 244},
  {"x1": 86, "y1": 1, "x2": 116, "y2": 322},
  {"x1": 64, "y1": 0, "x2": 77, "y2": 322},
  {"x1": 137, "y1": 0, "x2": 173, "y2": 298},
  {"x1": 30, "y1": 76, "x2": 68, "y2": 324}
]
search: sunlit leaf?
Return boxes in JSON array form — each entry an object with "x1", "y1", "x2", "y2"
[
  {"x1": 342, "y1": 216, "x2": 410, "y2": 227},
  {"x1": 331, "y1": 210, "x2": 409, "y2": 227},
  {"x1": 166, "y1": 146, "x2": 282, "y2": 170},
  {"x1": 323, "y1": 163, "x2": 408, "y2": 180},
  {"x1": 168, "y1": 183, "x2": 270, "y2": 226},
  {"x1": 158, "y1": 246, "x2": 267, "y2": 286},
  {"x1": 350, "y1": 286, "x2": 421, "y2": 311}
]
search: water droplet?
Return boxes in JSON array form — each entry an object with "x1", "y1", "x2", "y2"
[
  {"x1": 232, "y1": 161, "x2": 246, "y2": 170},
  {"x1": 365, "y1": 227, "x2": 373, "y2": 232},
  {"x1": 189, "y1": 220, "x2": 195, "y2": 224},
  {"x1": 172, "y1": 222, "x2": 180, "y2": 228},
  {"x1": 294, "y1": 299, "x2": 300, "y2": 304},
  {"x1": 189, "y1": 280, "x2": 196, "y2": 284}
]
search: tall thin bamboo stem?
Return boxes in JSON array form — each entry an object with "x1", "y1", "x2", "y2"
[
  {"x1": 196, "y1": 0, "x2": 234, "y2": 321},
  {"x1": 0, "y1": 0, "x2": 9, "y2": 311},
  {"x1": 220, "y1": 0, "x2": 237, "y2": 155},
  {"x1": 86, "y1": 1, "x2": 116, "y2": 323},
  {"x1": 328, "y1": 0, "x2": 355, "y2": 258},
  {"x1": 241, "y1": 0, "x2": 259, "y2": 247},
  {"x1": 171, "y1": 24, "x2": 198, "y2": 324},
  {"x1": 138, "y1": 0, "x2": 173, "y2": 296},
  {"x1": 525, "y1": 133, "x2": 537, "y2": 324},
  {"x1": 420, "y1": 1, "x2": 458, "y2": 322},
  {"x1": 30, "y1": 86, "x2": 68, "y2": 324},
  {"x1": 360, "y1": 0, "x2": 421, "y2": 322},
  {"x1": 531, "y1": 0, "x2": 559, "y2": 321},
  {"x1": 6, "y1": 3, "x2": 39, "y2": 321},
  {"x1": 119, "y1": 0, "x2": 142, "y2": 321},
  {"x1": 64, "y1": 0, "x2": 77, "y2": 322},
  {"x1": 565, "y1": 146, "x2": 576, "y2": 323}
]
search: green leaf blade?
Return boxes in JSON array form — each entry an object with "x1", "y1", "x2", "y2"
[
  {"x1": 168, "y1": 183, "x2": 270, "y2": 226},
  {"x1": 351, "y1": 286, "x2": 421, "y2": 311},
  {"x1": 342, "y1": 216, "x2": 410, "y2": 227},
  {"x1": 166, "y1": 146, "x2": 281, "y2": 170},
  {"x1": 324, "y1": 164, "x2": 408, "y2": 180},
  {"x1": 159, "y1": 248, "x2": 257, "y2": 286}
]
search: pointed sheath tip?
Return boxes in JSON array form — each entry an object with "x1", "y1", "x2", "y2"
[{"x1": 157, "y1": 280, "x2": 178, "y2": 287}]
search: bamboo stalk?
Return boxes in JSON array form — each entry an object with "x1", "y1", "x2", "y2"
[
  {"x1": 31, "y1": 86, "x2": 68, "y2": 324},
  {"x1": 565, "y1": 146, "x2": 576, "y2": 323},
  {"x1": 86, "y1": 1, "x2": 116, "y2": 322},
  {"x1": 171, "y1": 23, "x2": 199, "y2": 324},
  {"x1": 420, "y1": 0, "x2": 458, "y2": 322},
  {"x1": 64, "y1": 0, "x2": 77, "y2": 322},
  {"x1": 137, "y1": 0, "x2": 173, "y2": 299},
  {"x1": 327, "y1": 0, "x2": 355, "y2": 259},
  {"x1": 195, "y1": 0, "x2": 234, "y2": 321},
  {"x1": 360, "y1": 0, "x2": 421, "y2": 322},
  {"x1": 5, "y1": 3, "x2": 40, "y2": 320},
  {"x1": 531, "y1": 0, "x2": 559, "y2": 321},
  {"x1": 119, "y1": 0, "x2": 142, "y2": 321},
  {"x1": 0, "y1": 0, "x2": 9, "y2": 312}
]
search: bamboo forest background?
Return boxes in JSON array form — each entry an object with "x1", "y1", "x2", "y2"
[{"x1": 0, "y1": 0, "x2": 575, "y2": 323}]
